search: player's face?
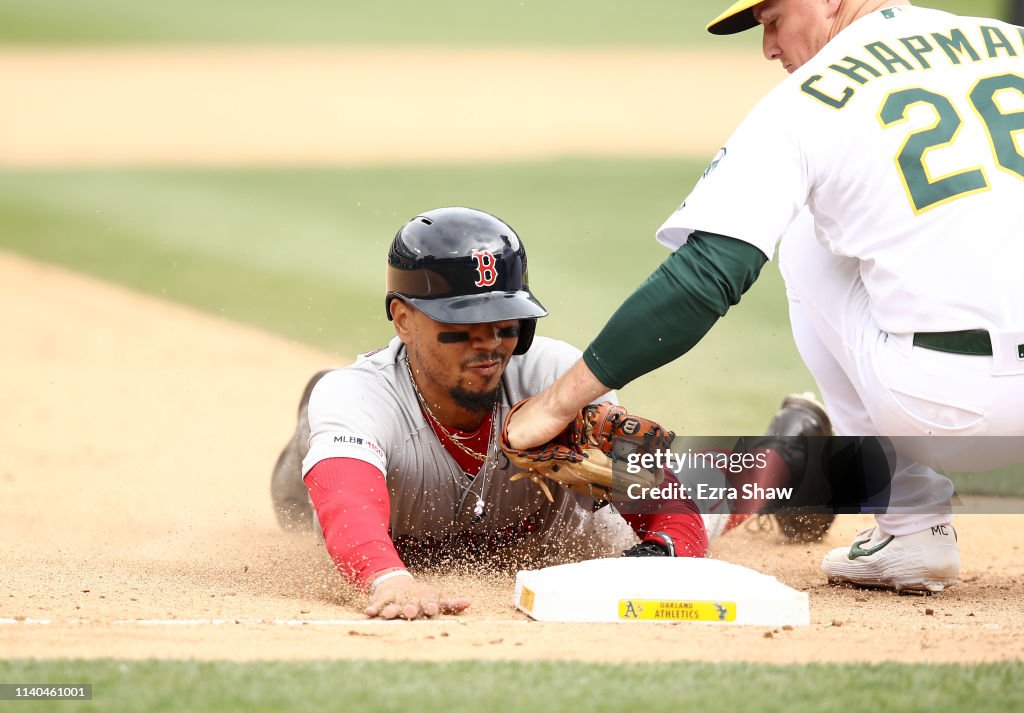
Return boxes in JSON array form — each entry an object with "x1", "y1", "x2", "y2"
[
  {"x1": 395, "y1": 301, "x2": 520, "y2": 414},
  {"x1": 754, "y1": 0, "x2": 837, "y2": 73}
]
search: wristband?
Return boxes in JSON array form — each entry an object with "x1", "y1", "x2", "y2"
[{"x1": 368, "y1": 569, "x2": 413, "y2": 595}]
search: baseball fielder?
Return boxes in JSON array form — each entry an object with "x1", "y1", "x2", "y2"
[
  {"x1": 272, "y1": 207, "x2": 828, "y2": 619},
  {"x1": 506, "y1": 1, "x2": 1024, "y2": 593}
]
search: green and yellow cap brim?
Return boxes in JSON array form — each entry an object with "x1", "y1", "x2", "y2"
[{"x1": 707, "y1": 0, "x2": 763, "y2": 36}]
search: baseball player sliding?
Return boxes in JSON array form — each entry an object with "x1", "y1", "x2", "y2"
[
  {"x1": 272, "y1": 207, "x2": 828, "y2": 620},
  {"x1": 506, "y1": 0, "x2": 1024, "y2": 594}
]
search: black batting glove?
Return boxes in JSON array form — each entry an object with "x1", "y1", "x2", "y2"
[{"x1": 622, "y1": 540, "x2": 672, "y2": 557}]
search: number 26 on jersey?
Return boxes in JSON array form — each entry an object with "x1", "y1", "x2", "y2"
[{"x1": 879, "y1": 72, "x2": 1024, "y2": 213}]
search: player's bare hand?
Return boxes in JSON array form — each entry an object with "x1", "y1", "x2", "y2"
[
  {"x1": 364, "y1": 576, "x2": 471, "y2": 620},
  {"x1": 504, "y1": 359, "x2": 610, "y2": 449},
  {"x1": 503, "y1": 397, "x2": 575, "y2": 450}
]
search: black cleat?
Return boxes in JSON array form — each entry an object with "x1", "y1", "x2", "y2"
[
  {"x1": 763, "y1": 393, "x2": 835, "y2": 544},
  {"x1": 270, "y1": 369, "x2": 332, "y2": 532}
]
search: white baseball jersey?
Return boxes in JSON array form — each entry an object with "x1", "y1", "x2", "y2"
[
  {"x1": 659, "y1": 6, "x2": 1024, "y2": 335},
  {"x1": 301, "y1": 335, "x2": 635, "y2": 554}
]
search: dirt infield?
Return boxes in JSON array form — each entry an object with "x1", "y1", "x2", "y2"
[{"x1": 2, "y1": 252, "x2": 1024, "y2": 663}]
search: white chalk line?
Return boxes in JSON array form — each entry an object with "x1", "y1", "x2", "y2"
[
  {"x1": 0, "y1": 617, "x2": 526, "y2": 627},
  {"x1": 124, "y1": 618, "x2": 470, "y2": 627}
]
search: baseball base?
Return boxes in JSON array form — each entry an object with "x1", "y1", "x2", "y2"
[{"x1": 514, "y1": 557, "x2": 809, "y2": 626}]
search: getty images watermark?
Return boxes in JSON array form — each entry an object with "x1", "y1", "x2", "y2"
[
  {"x1": 618, "y1": 437, "x2": 1024, "y2": 515},
  {"x1": 623, "y1": 448, "x2": 794, "y2": 503}
]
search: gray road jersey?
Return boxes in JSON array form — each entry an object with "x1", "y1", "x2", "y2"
[{"x1": 301, "y1": 336, "x2": 632, "y2": 553}]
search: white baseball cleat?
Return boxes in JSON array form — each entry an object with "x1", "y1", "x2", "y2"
[{"x1": 821, "y1": 524, "x2": 960, "y2": 593}]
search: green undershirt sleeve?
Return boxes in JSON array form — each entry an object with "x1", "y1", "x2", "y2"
[{"x1": 583, "y1": 231, "x2": 768, "y2": 390}]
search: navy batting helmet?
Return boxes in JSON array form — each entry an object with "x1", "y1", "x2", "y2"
[{"x1": 385, "y1": 207, "x2": 547, "y2": 355}]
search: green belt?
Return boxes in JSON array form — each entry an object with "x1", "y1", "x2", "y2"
[{"x1": 913, "y1": 330, "x2": 992, "y2": 356}]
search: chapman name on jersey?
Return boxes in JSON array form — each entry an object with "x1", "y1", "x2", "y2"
[{"x1": 802, "y1": 10, "x2": 1024, "y2": 109}]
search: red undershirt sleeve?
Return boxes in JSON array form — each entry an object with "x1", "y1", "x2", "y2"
[
  {"x1": 619, "y1": 472, "x2": 708, "y2": 557},
  {"x1": 304, "y1": 457, "x2": 405, "y2": 590}
]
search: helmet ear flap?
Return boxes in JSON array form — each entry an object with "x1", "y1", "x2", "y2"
[{"x1": 513, "y1": 319, "x2": 537, "y2": 355}]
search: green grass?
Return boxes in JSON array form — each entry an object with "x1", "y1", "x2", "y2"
[
  {"x1": 0, "y1": 160, "x2": 811, "y2": 434},
  {"x1": 949, "y1": 464, "x2": 1024, "y2": 498},
  {"x1": 0, "y1": 0, "x2": 755, "y2": 46},
  {"x1": 0, "y1": 0, "x2": 1007, "y2": 45},
  {"x1": 0, "y1": 660, "x2": 1021, "y2": 713}
]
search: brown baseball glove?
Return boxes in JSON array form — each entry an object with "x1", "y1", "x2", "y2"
[{"x1": 499, "y1": 400, "x2": 674, "y2": 502}]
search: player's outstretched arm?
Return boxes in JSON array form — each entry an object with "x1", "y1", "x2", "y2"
[
  {"x1": 364, "y1": 571, "x2": 472, "y2": 620},
  {"x1": 508, "y1": 233, "x2": 766, "y2": 452}
]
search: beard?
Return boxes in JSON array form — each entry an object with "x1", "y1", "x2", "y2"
[
  {"x1": 448, "y1": 350, "x2": 506, "y2": 413},
  {"x1": 449, "y1": 384, "x2": 501, "y2": 414}
]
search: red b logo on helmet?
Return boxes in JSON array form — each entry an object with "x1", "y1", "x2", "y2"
[{"x1": 472, "y1": 250, "x2": 498, "y2": 287}]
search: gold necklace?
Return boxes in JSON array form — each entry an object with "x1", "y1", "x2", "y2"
[{"x1": 405, "y1": 356, "x2": 499, "y2": 523}]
